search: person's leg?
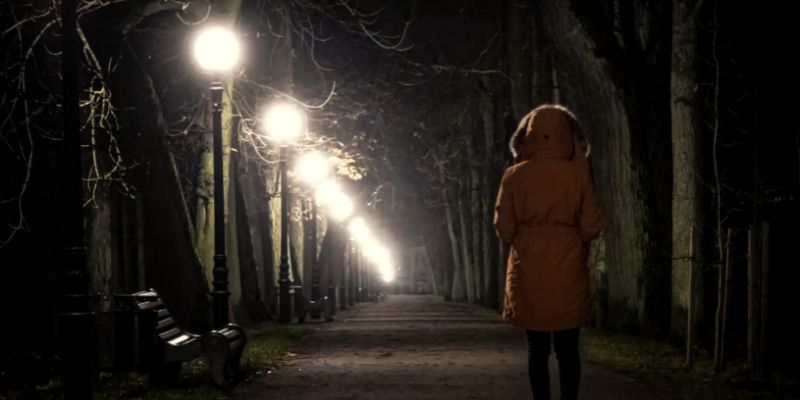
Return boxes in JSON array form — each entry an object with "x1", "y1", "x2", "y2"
[
  {"x1": 553, "y1": 328, "x2": 581, "y2": 400},
  {"x1": 525, "y1": 329, "x2": 552, "y2": 400}
]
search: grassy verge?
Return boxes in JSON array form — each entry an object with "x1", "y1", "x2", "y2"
[
  {"x1": 1, "y1": 323, "x2": 315, "y2": 400},
  {"x1": 582, "y1": 328, "x2": 799, "y2": 400},
  {"x1": 465, "y1": 305, "x2": 797, "y2": 399}
]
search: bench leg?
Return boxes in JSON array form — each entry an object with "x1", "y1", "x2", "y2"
[
  {"x1": 205, "y1": 343, "x2": 230, "y2": 387},
  {"x1": 322, "y1": 297, "x2": 335, "y2": 322}
]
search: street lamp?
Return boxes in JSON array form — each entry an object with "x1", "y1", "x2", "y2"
[
  {"x1": 193, "y1": 25, "x2": 240, "y2": 328},
  {"x1": 296, "y1": 152, "x2": 330, "y2": 320},
  {"x1": 296, "y1": 151, "x2": 330, "y2": 185},
  {"x1": 314, "y1": 179, "x2": 354, "y2": 221},
  {"x1": 263, "y1": 102, "x2": 306, "y2": 323}
]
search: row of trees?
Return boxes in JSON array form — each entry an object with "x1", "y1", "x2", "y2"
[{"x1": 1, "y1": 0, "x2": 798, "y2": 380}]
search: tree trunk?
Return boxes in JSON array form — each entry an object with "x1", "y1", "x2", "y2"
[
  {"x1": 465, "y1": 136, "x2": 483, "y2": 304},
  {"x1": 481, "y1": 90, "x2": 499, "y2": 308},
  {"x1": 457, "y1": 173, "x2": 476, "y2": 304},
  {"x1": 531, "y1": 3, "x2": 555, "y2": 106},
  {"x1": 437, "y1": 155, "x2": 465, "y2": 302},
  {"x1": 714, "y1": 228, "x2": 732, "y2": 372},
  {"x1": 538, "y1": 0, "x2": 673, "y2": 332},
  {"x1": 230, "y1": 114, "x2": 270, "y2": 323},
  {"x1": 113, "y1": 44, "x2": 212, "y2": 331},
  {"x1": 507, "y1": 0, "x2": 534, "y2": 121},
  {"x1": 670, "y1": 0, "x2": 703, "y2": 337},
  {"x1": 758, "y1": 221, "x2": 770, "y2": 378},
  {"x1": 747, "y1": 225, "x2": 760, "y2": 373}
]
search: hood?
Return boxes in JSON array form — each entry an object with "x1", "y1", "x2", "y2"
[{"x1": 521, "y1": 106, "x2": 575, "y2": 160}]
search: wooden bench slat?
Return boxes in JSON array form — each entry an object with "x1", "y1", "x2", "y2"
[
  {"x1": 137, "y1": 299, "x2": 164, "y2": 311},
  {"x1": 158, "y1": 327, "x2": 182, "y2": 341},
  {"x1": 156, "y1": 317, "x2": 175, "y2": 331},
  {"x1": 167, "y1": 333, "x2": 195, "y2": 346},
  {"x1": 220, "y1": 329, "x2": 240, "y2": 339}
]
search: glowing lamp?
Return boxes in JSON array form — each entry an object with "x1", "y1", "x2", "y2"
[
  {"x1": 296, "y1": 152, "x2": 330, "y2": 184},
  {"x1": 193, "y1": 26, "x2": 240, "y2": 72},
  {"x1": 263, "y1": 102, "x2": 305, "y2": 143}
]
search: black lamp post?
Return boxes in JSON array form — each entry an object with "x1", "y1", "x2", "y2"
[
  {"x1": 308, "y1": 198, "x2": 321, "y2": 319},
  {"x1": 263, "y1": 103, "x2": 305, "y2": 323},
  {"x1": 210, "y1": 82, "x2": 230, "y2": 328},
  {"x1": 193, "y1": 26, "x2": 241, "y2": 328},
  {"x1": 60, "y1": 0, "x2": 94, "y2": 398},
  {"x1": 278, "y1": 145, "x2": 291, "y2": 323}
]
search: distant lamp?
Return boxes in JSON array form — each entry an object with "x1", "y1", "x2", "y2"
[
  {"x1": 262, "y1": 101, "x2": 307, "y2": 324},
  {"x1": 297, "y1": 152, "x2": 330, "y2": 185},
  {"x1": 381, "y1": 266, "x2": 396, "y2": 283},
  {"x1": 314, "y1": 180, "x2": 341, "y2": 206},
  {"x1": 264, "y1": 102, "x2": 305, "y2": 143},
  {"x1": 329, "y1": 193, "x2": 354, "y2": 221},
  {"x1": 348, "y1": 217, "x2": 368, "y2": 238}
]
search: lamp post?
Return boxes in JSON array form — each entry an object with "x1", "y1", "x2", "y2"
[
  {"x1": 193, "y1": 26, "x2": 240, "y2": 328},
  {"x1": 264, "y1": 103, "x2": 305, "y2": 323}
]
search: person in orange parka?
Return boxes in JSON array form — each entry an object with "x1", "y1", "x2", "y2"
[{"x1": 494, "y1": 104, "x2": 602, "y2": 400}]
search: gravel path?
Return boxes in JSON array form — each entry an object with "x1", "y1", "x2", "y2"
[{"x1": 232, "y1": 294, "x2": 668, "y2": 399}]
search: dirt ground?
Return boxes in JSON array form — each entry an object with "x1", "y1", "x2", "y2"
[{"x1": 232, "y1": 295, "x2": 668, "y2": 400}]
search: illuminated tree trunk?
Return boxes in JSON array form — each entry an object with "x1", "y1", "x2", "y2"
[
  {"x1": 466, "y1": 135, "x2": 483, "y2": 303},
  {"x1": 230, "y1": 118, "x2": 270, "y2": 323},
  {"x1": 538, "y1": 0, "x2": 673, "y2": 332},
  {"x1": 481, "y1": 92, "x2": 499, "y2": 308},
  {"x1": 111, "y1": 46, "x2": 212, "y2": 331},
  {"x1": 457, "y1": 172, "x2": 476, "y2": 304},
  {"x1": 438, "y1": 156, "x2": 465, "y2": 302}
]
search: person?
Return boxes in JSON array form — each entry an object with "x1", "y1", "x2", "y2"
[{"x1": 494, "y1": 104, "x2": 602, "y2": 400}]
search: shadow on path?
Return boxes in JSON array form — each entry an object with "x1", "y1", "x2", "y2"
[{"x1": 233, "y1": 295, "x2": 668, "y2": 399}]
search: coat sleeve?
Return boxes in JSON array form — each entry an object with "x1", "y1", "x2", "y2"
[
  {"x1": 494, "y1": 169, "x2": 518, "y2": 242},
  {"x1": 578, "y1": 166, "x2": 603, "y2": 242}
]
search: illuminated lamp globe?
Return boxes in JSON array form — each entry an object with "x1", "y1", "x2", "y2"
[
  {"x1": 263, "y1": 103, "x2": 305, "y2": 143},
  {"x1": 314, "y1": 180, "x2": 341, "y2": 206},
  {"x1": 193, "y1": 27, "x2": 241, "y2": 72},
  {"x1": 297, "y1": 152, "x2": 330, "y2": 185},
  {"x1": 329, "y1": 192, "x2": 354, "y2": 221},
  {"x1": 381, "y1": 267, "x2": 396, "y2": 283}
]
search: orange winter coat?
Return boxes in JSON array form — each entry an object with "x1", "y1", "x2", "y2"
[{"x1": 494, "y1": 107, "x2": 603, "y2": 331}]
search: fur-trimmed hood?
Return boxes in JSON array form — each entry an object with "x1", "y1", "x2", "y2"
[{"x1": 509, "y1": 104, "x2": 589, "y2": 163}]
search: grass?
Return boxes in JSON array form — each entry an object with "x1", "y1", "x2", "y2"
[
  {"x1": 464, "y1": 305, "x2": 798, "y2": 399},
  {"x1": 581, "y1": 328, "x2": 800, "y2": 400},
  {"x1": 0, "y1": 323, "x2": 315, "y2": 400}
]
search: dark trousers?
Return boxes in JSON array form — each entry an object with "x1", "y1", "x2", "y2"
[{"x1": 525, "y1": 328, "x2": 581, "y2": 400}]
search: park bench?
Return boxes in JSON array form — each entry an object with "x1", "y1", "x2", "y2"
[
  {"x1": 202, "y1": 322, "x2": 246, "y2": 386},
  {"x1": 112, "y1": 289, "x2": 245, "y2": 387},
  {"x1": 290, "y1": 285, "x2": 334, "y2": 323}
]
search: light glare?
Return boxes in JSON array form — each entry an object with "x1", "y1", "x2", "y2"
[
  {"x1": 348, "y1": 217, "x2": 368, "y2": 237},
  {"x1": 329, "y1": 193, "x2": 354, "y2": 221},
  {"x1": 297, "y1": 152, "x2": 330, "y2": 184},
  {"x1": 314, "y1": 180, "x2": 341, "y2": 206},
  {"x1": 263, "y1": 103, "x2": 305, "y2": 142},
  {"x1": 381, "y1": 268, "x2": 395, "y2": 283},
  {"x1": 194, "y1": 27, "x2": 240, "y2": 72}
]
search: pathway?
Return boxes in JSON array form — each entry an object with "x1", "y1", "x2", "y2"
[{"x1": 233, "y1": 295, "x2": 668, "y2": 399}]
